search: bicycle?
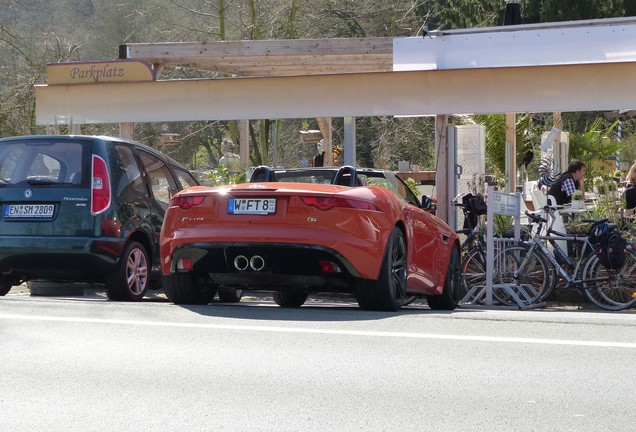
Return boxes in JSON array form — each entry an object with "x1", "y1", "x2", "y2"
[
  {"x1": 497, "y1": 207, "x2": 636, "y2": 310},
  {"x1": 453, "y1": 193, "x2": 548, "y2": 306},
  {"x1": 453, "y1": 193, "x2": 494, "y2": 304}
]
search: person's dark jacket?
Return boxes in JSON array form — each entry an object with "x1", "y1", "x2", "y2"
[
  {"x1": 547, "y1": 172, "x2": 577, "y2": 205},
  {"x1": 625, "y1": 184, "x2": 636, "y2": 210}
]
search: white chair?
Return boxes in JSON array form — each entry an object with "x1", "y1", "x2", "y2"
[
  {"x1": 531, "y1": 188, "x2": 546, "y2": 213},
  {"x1": 545, "y1": 194, "x2": 568, "y2": 253}
]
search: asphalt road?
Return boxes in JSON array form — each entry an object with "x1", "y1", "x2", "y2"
[{"x1": 1, "y1": 288, "x2": 635, "y2": 432}]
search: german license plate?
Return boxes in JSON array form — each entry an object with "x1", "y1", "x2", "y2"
[
  {"x1": 4, "y1": 204, "x2": 55, "y2": 218},
  {"x1": 228, "y1": 198, "x2": 276, "y2": 215}
]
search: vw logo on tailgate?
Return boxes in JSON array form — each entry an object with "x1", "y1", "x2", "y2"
[{"x1": 24, "y1": 189, "x2": 33, "y2": 198}]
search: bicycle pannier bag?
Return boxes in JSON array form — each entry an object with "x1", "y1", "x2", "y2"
[
  {"x1": 461, "y1": 193, "x2": 486, "y2": 229},
  {"x1": 597, "y1": 231, "x2": 627, "y2": 270},
  {"x1": 469, "y1": 194, "x2": 488, "y2": 216}
]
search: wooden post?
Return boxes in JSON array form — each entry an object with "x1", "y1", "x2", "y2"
[
  {"x1": 506, "y1": 113, "x2": 516, "y2": 193},
  {"x1": 317, "y1": 117, "x2": 333, "y2": 166},
  {"x1": 343, "y1": 117, "x2": 356, "y2": 166},
  {"x1": 239, "y1": 119, "x2": 250, "y2": 169},
  {"x1": 435, "y1": 115, "x2": 449, "y2": 222},
  {"x1": 119, "y1": 123, "x2": 134, "y2": 140}
]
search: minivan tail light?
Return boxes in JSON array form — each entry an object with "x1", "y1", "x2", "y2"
[
  {"x1": 299, "y1": 196, "x2": 380, "y2": 211},
  {"x1": 91, "y1": 155, "x2": 111, "y2": 215},
  {"x1": 171, "y1": 195, "x2": 206, "y2": 210}
]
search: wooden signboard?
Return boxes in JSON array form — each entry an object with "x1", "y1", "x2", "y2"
[{"x1": 47, "y1": 60, "x2": 155, "y2": 85}]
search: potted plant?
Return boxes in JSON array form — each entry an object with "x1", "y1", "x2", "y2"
[
  {"x1": 565, "y1": 219, "x2": 589, "y2": 235},
  {"x1": 607, "y1": 179, "x2": 618, "y2": 198},
  {"x1": 593, "y1": 176, "x2": 607, "y2": 195},
  {"x1": 571, "y1": 190, "x2": 584, "y2": 209}
]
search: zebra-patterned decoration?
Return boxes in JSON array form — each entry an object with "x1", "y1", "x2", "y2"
[{"x1": 538, "y1": 156, "x2": 559, "y2": 187}]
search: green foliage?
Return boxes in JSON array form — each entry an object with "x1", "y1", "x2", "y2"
[
  {"x1": 404, "y1": 177, "x2": 419, "y2": 196},
  {"x1": 470, "y1": 113, "x2": 534, "y2": 178},
  {"x1": 424, "y1": 0, "x2": 630, "y2": 31},
  {"x1": 593, "y1": 176, "x2": 607, "y2": 195},
  {"x1": 524, "y1": 0, "x2": 630, "y2": 22},
  {"x1": 208, "y1": 165, "x2": 246, "y2": 186},
  {"x1": 568, "y1": 118, "x2": 622, "y2": 179},
  {"x1": 493, "y1": 214, "x2": 513, "y2": 238},
  {"x1": 565, "y1": 194, "x2": 624, "y2": 234}
]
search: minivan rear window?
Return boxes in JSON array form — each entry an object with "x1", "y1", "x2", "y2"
[{"x1": 0, "y1": 140, "x2": 84, "y2": 187}]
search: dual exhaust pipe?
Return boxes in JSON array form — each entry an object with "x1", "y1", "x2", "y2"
[{"x1": 233, "y1": 255, "x2": 265, "y2": 272}]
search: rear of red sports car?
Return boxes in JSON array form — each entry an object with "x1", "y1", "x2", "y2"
[{"x1": 160, "y1": 178, "x2": 460, "y2": 311}]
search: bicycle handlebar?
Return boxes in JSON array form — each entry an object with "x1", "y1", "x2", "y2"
[{"x1": 525, "y1": 210, "x2": 547, "y2": 224}]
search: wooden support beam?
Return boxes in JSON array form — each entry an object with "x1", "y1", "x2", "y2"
[
  {"x1": 317, "y1": 117, "x2": 333, "y2": 166},
  {"x1": 506, "y1": 113, "x2": 516, "y2": 193},
  {"x1": 239, "y1": 119, "x2": 250, "y2": 169},
  {"x1": 121, "y1": 38, "x2": 393, "y2": 77},
  {"x1": 119, "y1": 123, "x2": 134, "y2": 140},
  {"x1": 436, "y1": 115, "x2": 449, "y2": 222}
]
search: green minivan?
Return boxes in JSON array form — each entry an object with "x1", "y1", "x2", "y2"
[{"x1": 0, "y1": 135, "x2": 198, "y2": 300}]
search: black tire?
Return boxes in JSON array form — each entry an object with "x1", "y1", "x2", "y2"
[
  {"x1": 218, "y1": 286, "x2": 243, "y2": 303},
  {"x1": 272, "y1": 291, "x2": 308, "y2": 308},
  {"x1": 581, "y1": 251, "x2": 636, "y2": 311},
  {"x1": 492, "y1": 244, "x2": 552, "y2": 305},
  {"x1": 163, "y1": 273, "x2": 217, "y2": 305},
  {"x1": 460, "y1": 247, "x2": 487, "y2": 304},
  {"x1": 356, "y1": 227, "x2": 407, "y2": 311},
  {"x1": 0, "y1": 278, "x2": 12, "y2": 296},
  {"x1": 106, "y1": 241, "x2": 149, "y2": 301},
  {"x1": 427, "y1": 245, "x2": 460, "y2": 310}
]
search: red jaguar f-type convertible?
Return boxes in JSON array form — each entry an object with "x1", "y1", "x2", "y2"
[{"x1": 160, "y1": 165, "x2": 460, "y2": 311}]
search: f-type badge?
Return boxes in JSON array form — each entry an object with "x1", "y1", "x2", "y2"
[{"x1": 24, "y1": 189, "x2": 33, "y2": 199}]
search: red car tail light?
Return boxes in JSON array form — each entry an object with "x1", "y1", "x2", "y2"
[
  {"x1": 299, "y1": 196, "x2": 380, "y2": 211},
  {"x1": 91, "y1": 155, "x2": 111, "y2": 215},
  {"x1": 171, "y1": 195, "x2": 206, "y2": 210}
]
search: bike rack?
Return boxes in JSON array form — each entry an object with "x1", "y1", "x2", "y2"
[{"x1": 461, "y1": 185, "x2": 546, "y2": 310}]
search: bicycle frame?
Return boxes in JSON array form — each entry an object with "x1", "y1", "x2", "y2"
[
  {"x1": 522, "y1": 209, "x2": 614, "y2": 291},
  {"x1": 528, "y1": 233, "x2": 592, "y2": 287}
]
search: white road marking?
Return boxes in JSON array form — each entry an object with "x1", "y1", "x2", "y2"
[{"x1": 1, "y1": 313, "x2": 635, "y2": 349}]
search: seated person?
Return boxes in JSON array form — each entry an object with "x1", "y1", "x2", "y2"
[
  {"x1": 624, "y1": 161, "x2": 636, "y2": 211},
  {"x1": 547, "y1": 160, "x2": 586, "y2": 205}
]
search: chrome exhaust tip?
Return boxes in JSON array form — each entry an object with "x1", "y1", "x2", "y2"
[
  {"x1": 234, "y1": 255, "x2": 249, "y2": 271},
  {"x1": 250, "y1": 255, "x2": 265, "y2": 271}
]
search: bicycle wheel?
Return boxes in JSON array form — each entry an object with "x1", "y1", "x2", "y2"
[
  {"x1": 460, "y1": 248, "x2": 487, "y2": 304},
  {"x1": 581, "y1": 250, "x2": 636, "y2": 311},
  {"x1": 492, "y1": 244, "x2": 553, "y2": 305}
]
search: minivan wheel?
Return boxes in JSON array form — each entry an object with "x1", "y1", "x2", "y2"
[
  {"x1": 0, "y1": 278, "x2": 12, "y2": 296},
  {"x1": 106, "y1": 241, "x2": 149, "y2": 301}
]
